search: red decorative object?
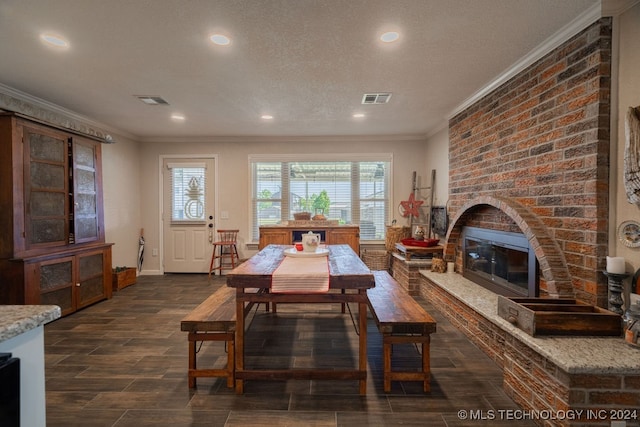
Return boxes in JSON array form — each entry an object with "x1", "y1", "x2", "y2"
[
  {"x1": 401, "y1": 238, "x2": 439, "y2": 247},
  {"x1": 399, "y1": 193, "x2": 423, "y2": 218}
]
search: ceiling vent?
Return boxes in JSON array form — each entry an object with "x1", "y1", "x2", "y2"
[
  {"x1": 362, "y1": 93, "x2": 392, "y2": 104},
  {"x1": 135, "y1": 95, "x2": 169, "y2": 105}
]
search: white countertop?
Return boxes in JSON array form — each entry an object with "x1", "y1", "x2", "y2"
[
  {"x1": 421, "y1": 270, "x2": 640, "y2": 375},
  {"x1": 0, "y1": 305, "x2": 61, "y2": 343}
]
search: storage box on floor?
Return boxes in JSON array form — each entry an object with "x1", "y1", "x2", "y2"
[{"x1": 112, "y1": 267, "x2": 136, "y2": 291}]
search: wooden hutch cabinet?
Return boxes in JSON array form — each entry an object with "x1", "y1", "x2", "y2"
[{"x1": 0, "y1": 113, "x2": 112, "y2": 315}]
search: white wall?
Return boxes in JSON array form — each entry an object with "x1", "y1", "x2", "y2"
[
  {"x1": 101, "y1": 133, "x2": 142, "y2": 270},
  {"x1": 134, "y1": 137, "x2": 427, "y2": 273},
  {"x1": 613, "y1": 2, "x2": 640, "y2": 299},
  {"x1": 424, "y1": 126, "x2": 450, "y2": 208}
]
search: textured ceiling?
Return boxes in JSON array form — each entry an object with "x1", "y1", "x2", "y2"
[{"x1": 0, "y1": 0, "x2": 604, "y2": 140}]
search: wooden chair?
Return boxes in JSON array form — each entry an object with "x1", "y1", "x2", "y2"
[{"x1": 209, "y1": 229, "x2": 239, "y2": 277}]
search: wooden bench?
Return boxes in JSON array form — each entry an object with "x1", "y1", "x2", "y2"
[
  {"x1": 368, "y1": 270, "x2": 437, "y2": 392},
  {"x1": 180, "y1": 287, "x2": 267, "y2": 388},
  {"x1": 181, "y1": 286, "x2": 237, "y2": 388}
]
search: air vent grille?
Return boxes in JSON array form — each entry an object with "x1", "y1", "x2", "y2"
[
  {"x1": 362, "y1": 93, "x2": 392, "y2": 104},
  {"x1": 135, "y1": 95, "x2": 169, "y2": 105}
]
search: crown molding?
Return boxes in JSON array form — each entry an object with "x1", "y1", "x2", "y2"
[
  {"x1": 0, "y1": 83, "x2": 133, "y2": 142},
  {"x1": 602, "y1": 0, "x2": 640, "y2": 16},
  {"x1": 448, "y1": 2, "x2": 603, "y2": 119},
  {"x1": 138, "y1": 133, "x2": 428, "y2": 144},
  {"x1": 425, "y1": 122, "x2": 448, "y2": 139}
]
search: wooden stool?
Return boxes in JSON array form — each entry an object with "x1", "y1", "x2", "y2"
[{"x1": 209, "y1": 229, "x2": 239, "y2": 277}]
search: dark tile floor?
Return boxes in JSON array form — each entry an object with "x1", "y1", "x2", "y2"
[{"x1": 44, "y1": 274, "x2": 535, "y2": 426}]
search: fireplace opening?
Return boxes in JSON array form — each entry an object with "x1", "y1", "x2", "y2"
[{"x1": 462, "y1": 226, "x2": 538, "y2": 297}]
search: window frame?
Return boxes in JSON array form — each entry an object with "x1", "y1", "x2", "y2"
[
  {"x1": 166, "y1": 162, "x2": 208, "y2": 225},
  {"x1": 248, "y1": 153, "x2": 394, "y2": 242}
]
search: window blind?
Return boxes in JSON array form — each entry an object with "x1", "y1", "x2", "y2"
[{"x1": 250, "y1": 155, "x2": 391, "y2": 241}]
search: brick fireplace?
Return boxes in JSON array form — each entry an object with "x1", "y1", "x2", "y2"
[
  {"x1": 416, "y1": 18, "x2": 640, "y2": 426},
  {"x1": 444, "y1": 17, "x2": 612, "y2": 308}
]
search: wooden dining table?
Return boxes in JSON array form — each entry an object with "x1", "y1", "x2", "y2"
[{"x1": 226, "y1": 244, "x2": 375, "y2": 394}]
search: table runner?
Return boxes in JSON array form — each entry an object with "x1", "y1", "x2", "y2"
[{"x1": 271, "y1": 255, "x2": 329, "y2": 293}]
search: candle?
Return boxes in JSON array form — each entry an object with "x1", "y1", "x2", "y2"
[{"x1": 606, "y1": 256, "x2": 626, "y2": 274}]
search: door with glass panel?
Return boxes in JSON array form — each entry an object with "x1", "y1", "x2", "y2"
[{"x1": 162, "y1": 157, "x2": 215, "y2": 273}]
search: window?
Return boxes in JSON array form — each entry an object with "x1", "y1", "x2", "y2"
[
  {"x1": 167, "y1": 162, "x2": 207, "y2": 222},
  {"x1": 250, "y1": 154, "x2": 392, "y2": 241}
]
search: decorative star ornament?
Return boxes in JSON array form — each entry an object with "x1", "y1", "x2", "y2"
[{"x1": 399, "y1": 193, "x2": 423, "y2": 218}]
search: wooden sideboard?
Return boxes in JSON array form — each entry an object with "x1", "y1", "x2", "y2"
[{"x1": 259, "y1": 225, "x2": 360, "y2": 254}]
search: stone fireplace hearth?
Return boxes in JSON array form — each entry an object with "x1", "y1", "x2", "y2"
[{"x1": 419, "y1": 271, "x2": 640, "y2": 426}]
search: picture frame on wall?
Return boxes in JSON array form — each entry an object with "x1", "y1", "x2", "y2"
[{"x1": 431, "y1": 206, "x2": 448, "y2": 237}]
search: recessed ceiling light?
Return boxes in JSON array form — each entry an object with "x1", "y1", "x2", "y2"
[
  {"x1": 261, "y1": 115, "x2": 273, "y2": 120},
  {"x1": 353, "y1": 113, "x2": 365, "y2": 118},
  {"x1": 209, "y1": 34, "x2": 231, "y2": 46},
  {"x1": 380, "y1": 31, "x2": 400, "y2": 43},
  {"x1": 40, "y1": 33, "x2": 69, "y2": 48},
  {"x1": 171, "y1": 114, "x2": 185, "y2": 121}
]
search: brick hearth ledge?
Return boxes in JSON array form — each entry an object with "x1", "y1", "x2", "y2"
[{"x1": 420, "y1": 270, "x2": 640, "y2": 426}]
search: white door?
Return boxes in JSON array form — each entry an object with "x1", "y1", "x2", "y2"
[{"x1": 162, "y1": 157, "x2": 216, "y2": 273}]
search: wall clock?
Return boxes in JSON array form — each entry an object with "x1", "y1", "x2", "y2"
[{"x1": 618, "y1": 220, "x2": 640, "y2": 248}]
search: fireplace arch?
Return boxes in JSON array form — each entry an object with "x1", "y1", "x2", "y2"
[{"x1": 443, "y1": 195, "x2": 574, "y2": 298}]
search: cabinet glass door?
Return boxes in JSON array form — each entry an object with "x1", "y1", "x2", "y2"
[
  {"x1": 39, "y1": 257, "x2": 74, "y2": 315},
  {"x1": 24, "y1": 127, "x2": 69, "y2": 247},
  {"x1": 72, "y1": 138, "x2": 99, "y2": 243}
]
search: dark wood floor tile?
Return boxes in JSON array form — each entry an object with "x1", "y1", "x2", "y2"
[
  {"x1": 53, "y1": 354, "x2": 146, "y2": 368},
  {"x1": 44, "y1": 363, "x2": 89, "y2": 378},
  {"x1": 338, "y1": 411, "x2": 447, "y2": 426},
  {"x1": 87, "y1": 344, "x2": 172, "y2": 357},
  {"x1": 113, "y1": 409, "x2": 230, "y2": 427},
  {"x1": 385, "y1": 395, "x2": 459, "y2": 412},
  {"x1": 45, "y1": 377, "x2": 133, "y2": 392},
  {"x1": 236, "y1": 379, "x2": 314, "y2": 395},
  {"x1": 123, "y1": 378, "x2": 189, "y2": 393},
  {"x1": 225, "y1": 410, "x2": 336, "y2": 426},
  {"x1": 189, "y1": 393, "x2": 291, "y2": 411},
  {"x1": 77, "y1": 365, "x2": 167, "y2": 379},
  {"x1": 43, "y1": 273, "x2": 535, "y2": 426},
  {"x1": 84, "y1": 391, "x2": 192, "y2": 410},
  {"x1": 45, "y1": 353, "x2": 74, "y2": 366},
  {"x1": 441, "y1": 412, "x2": 540, "y2": 426},
  {"x1": 49, "y1": 337, "x2": 132, "y2": 350},
  {"x1": 289, "y1": 394, "x2": 390, "y2": 412},
  {"x1": 430, "y1": 356, "x2": 457, "y2": 368},
  {"x1": 46, "y1": 408, "x2": 126, "y2": 427},
  {"x1": 310, "y1": 379, "x2": 365, "y2": 395},
  {"x1": 46, "y1": 390, "x2": 101, "y2": 408},
  {"x1": 135, "y1": 354, "x2": 204, "y2": 370}
]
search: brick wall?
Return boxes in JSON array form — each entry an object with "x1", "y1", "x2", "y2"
[
  {"x1": 389, "y1": 255, "x2": 430, "y2": 295},
  {"x1": 447, "y1": 18, "x2": 612, "y2": 307}
]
